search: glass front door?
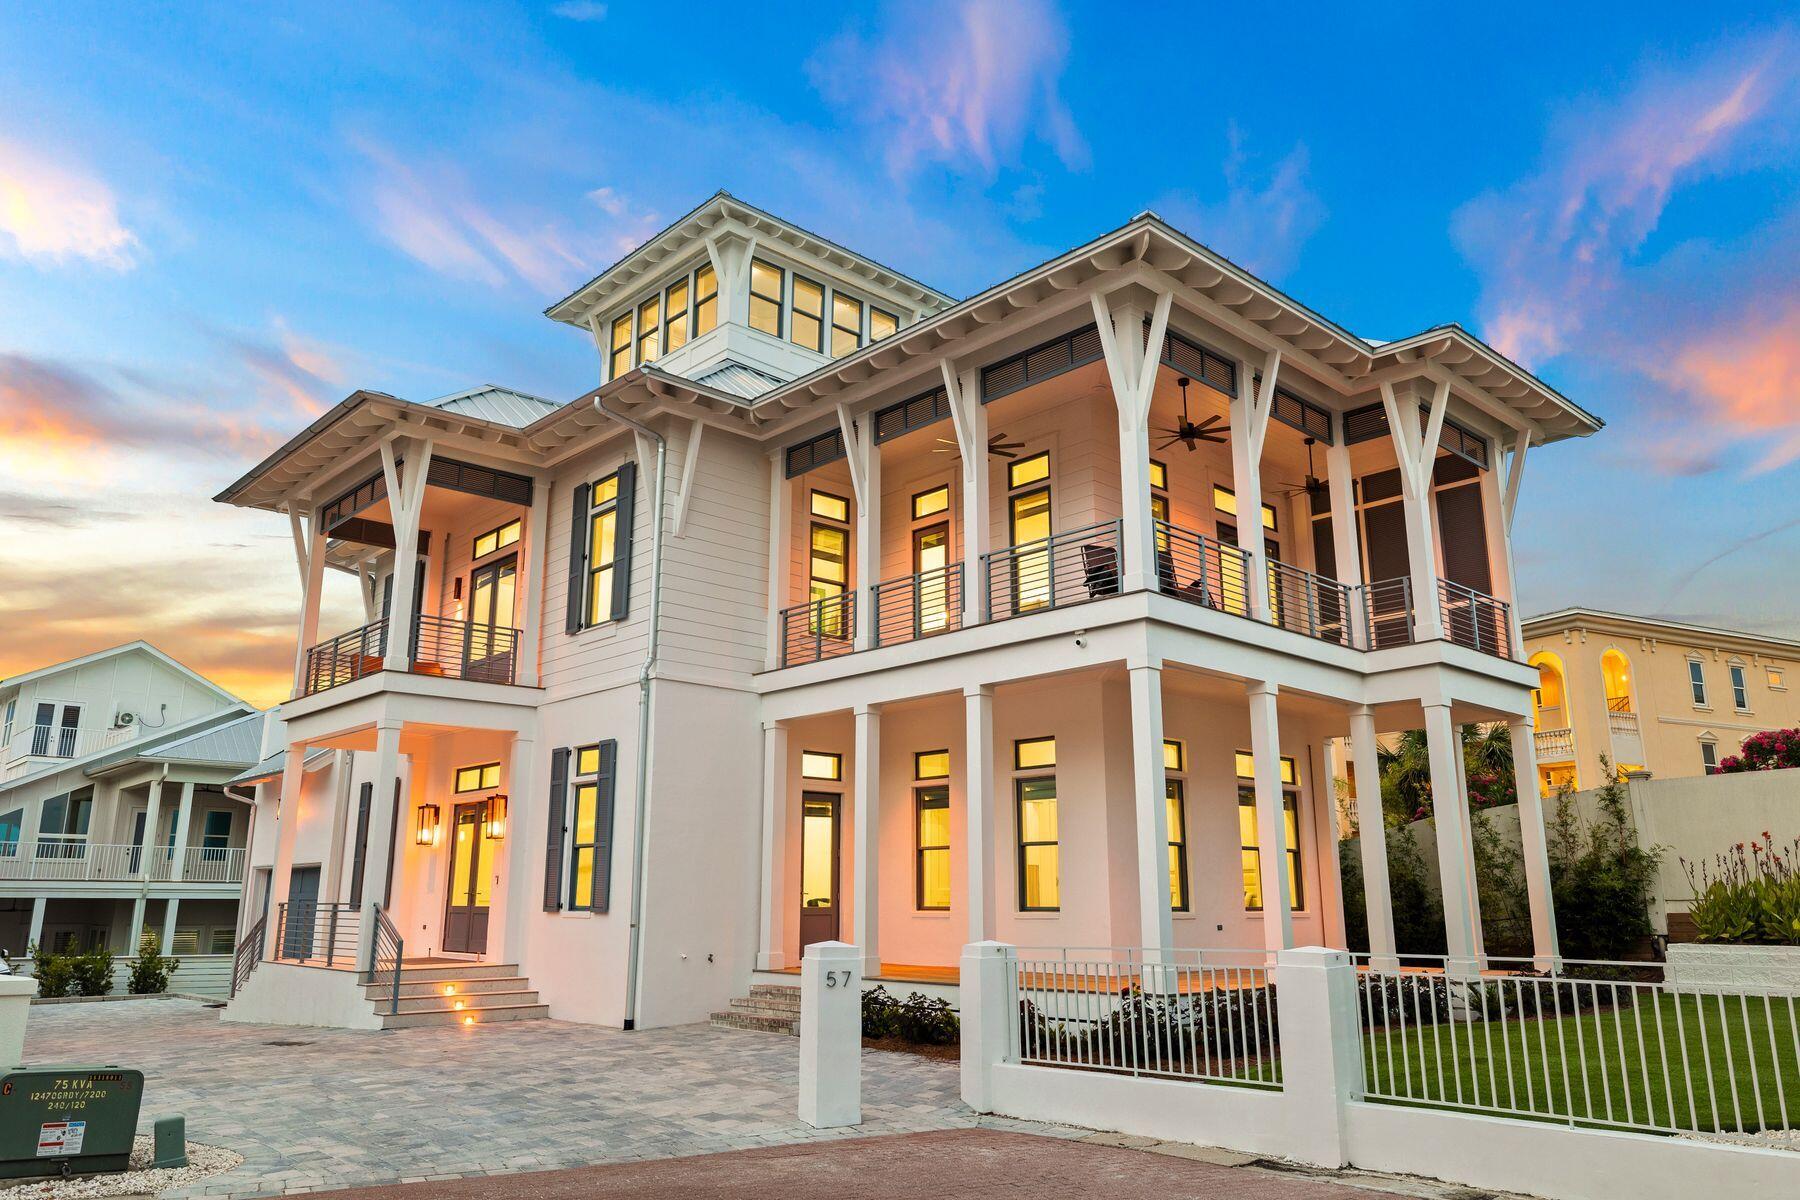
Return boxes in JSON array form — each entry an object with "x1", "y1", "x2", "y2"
[
  {"x1": 798, "y1": 793, "x2": 840, "y2": 950},
  {"x1": 913, "y1": 523, "x2": 951, "y2": 634},
  {"x1": 464, "y1": 556, "x2": 517, "y2": 682},
  {"x1": 443, "y1": 802, "x2": 493, "y2": 955}
]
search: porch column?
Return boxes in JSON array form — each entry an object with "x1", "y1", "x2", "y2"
[
  {"x1": 757, "y1": 722, "x2": 790, "y2": 970},
  {"x1": 1127, "y1": 661, "x2": 1173, "y2": 955},
  {"x1": 1496, "y1": 429, "x2": 1531, "y2": 654},
  {"x1": 1509, "y1": 715, "x2": 1561, "y2": 968},
  {"x1": 851, "y1": 704, "x2": 881, "y2": 977},
  {"x1": 498, "y1": 733, "x2": 537, "y2": 964},
  {"x1": 516, "y1": 477, "x2": 551, "y2": 686},
  {"x1": 355, "y1": 720, "x2": 405, "y2": 964},
  {"x1": 764, "y1": 453, "x2": 790, "y2": 670},
  {"x1": 1230, "y1": 351, "x2": 1283, "y2": 620},
  {"x1": 265, "y1": 743, "x2": 307, "y2": 961},
  {"x1": 169, "y1": 781, "x2": 196, "y2": 882},
  {"x1": 1092, "y1": 288, "x2": 1171, "y2": 594},
  {"x1": 26, "y1": 898, "x2": 45, "y2": 951},
  {"x1": 127, "y1": 897, "x2": 147, "y2": 956},
  {"x1": 1348, "y1": 706, "x2": 1398, "y2": 970},
  {"x1": 1246, "y1": 681, "x2": 1294, "y2": 953},
  {"x1": 964, "y1": 685, "x2": 996, "y2": 942},
  {"x1": 1379, "y1": 380, "x2": 1447, "y2": 641},
  {"x1": 138, "y1": 778, "x2": 164, "y2": 880},
  {"x1": 1325, "y1": 415, "x2": 1367, "y2": 643},
  {"x1": 378, "y1": 438, "x2": 434, "y2": 673},
  {"x1": 942, "y1": 362, "x2": 988, "y2": 625},
  {"x1": 838, "y1": 406, "x2": 880, "y2": 652},
  {"x1": 159, "y1": 897, "x2": 180, "y2": 953},
  {"x1": 289, "y1": 504, "x2": 327, "y2": 695},
  {"x1": 1312, "y1": 739, "x2": 1348, "y2": 949},
  {"x1": 1423, "y1": 703, "x2": 1482, "y2": 970}
]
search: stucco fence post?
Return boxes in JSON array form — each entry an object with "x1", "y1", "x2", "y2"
[
  {"x1": 959, "y1": 941, "x2": 1013, "y2": 1114},
  {"x1": 798, "y1": 940, "x2": 862, "y2": 1129}
]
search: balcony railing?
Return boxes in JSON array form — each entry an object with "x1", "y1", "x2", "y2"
[
  {"x1": 1267, "y1": 559, "x2": 1355, "y2": 647},
  {"x1": 301, "y1": 614, "x2": 520, "y2": 696},
  {"x1": 273, "y1": 901, "x2": 359, "y2": 968},
  {"x1": 1155, "y1": 521, "x2": 1250, "y2": 616},
  {"x1": 1359, "y1": 577, "x2": 1416, "y2": 650},
  {"x1": 780, "y1": 594, "x2": 856, "y2": 668},
  {"x1": 1534, "y1": 727, "x2": 1575, "y2": 762},
  {"x1": 982, "y1": 520, "x2": 1122, "y2": 622},
  {"x1": 1437, "y1": 579, "x2": 1514, "y2": 659},
  {"x1": 5, "y1": 723, "x2": 139, "y2": 766},
  {"x1": 872, "y1": 564, "x2": 962, "y2": 648},
  {"x1": 0, "y1": 840, "x2": 245, "y2": 884},
  {"x1": 1608, "y1": 710, "x2": 1640, "y2": 736}
]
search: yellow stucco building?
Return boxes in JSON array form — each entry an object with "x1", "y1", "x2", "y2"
[{"x1": 1521, "y1": 608, "x2": 1800, "y2": 795}]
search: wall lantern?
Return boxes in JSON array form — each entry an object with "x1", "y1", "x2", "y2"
[
  {"x1": 414, "y1": 803, "x2": 441, "y2": 847},
  {"x1": 484, "y1": 794, "x2": 508, "y2": 840}
]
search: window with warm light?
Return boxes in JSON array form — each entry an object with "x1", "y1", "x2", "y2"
[
  {"x1": 914, "y1": 749, "x2": 950, "y2": 780},
  {"x1": 1014, "y1": 736, "x2": 1056, "y2": 770},
  {"x1": 454, "y1": 762, "x2": 502, "y2": 793},
  {"x1": 801, "y1": 751, "x2": 842, "y2": 781},
  {"x1": 586, "y1": 472, "x2": 623, "y2": 626},
  {"x1": 791, "y1": 276, "x2": 824, "y2": 352},
  {"x1": 568, "y1": 746, "x2": 603, "y2": 909},
  {"x1": 1213, "y1": 484, "x2": 1277, "y2": 530},
  {"x1": 831, "y1": 292, "x2": 863, "y2": 358},
  {"x1": 870, "y1": 308, "x2": 898, "y2": 342},
  {"x1": 1009, "y1": 452, "x2": 1050, "y2": 490},
  {"x1": 1769, "y1": 666, "x2": 1787, "y2": 690},
  {"x1": 916, "y1": 784, "x2": 950, "y2": 911},
  {"x1": 664, "y1": 277, "x2": 690, "y2": 352},
  {"x1": 609, "y1": 313, "x2": 632, "y2": 380},
  {"x1": 810, "y1": 490, "x2": 849, "y2": 522},
  {"x1": 912, "y1": 485, "x2": 950, "y2": 520},
  {"x1": 636, "y1": 295, "x2": 661, "y2": 363},
  {"x1": 473, "y1": 519, "x2": 521, "y2": 560},
  {"x1": 1235, "y1": 752, "x2": 1301, "y2": 911},
  {"x1": 1148, "y1": 460, "x2": 1168, "y2": 491},
  {"x1": 1016, "y1": 775, "x2": 1058, "y2": 911},
  {"x1": 749, "y1": 259, "x2": 784, "y2": 337},
  {"x1": 1164, "y1": 739, "x2": 1188, "y2": 911},
  {"x1": 694, "y1": 264, "x2": 719, "y2": 335},
  {"x1": 1602, "y1": 650, "x2": 1634, "y2": 712}
]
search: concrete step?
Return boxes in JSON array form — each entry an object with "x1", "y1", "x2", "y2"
[
  {"x1": 748, "y1": 983, "x2": 801, "y2": 1000},
  {"x1": 365, "y1": 975, "x2": 532, "y2": 1000},
  {"x1": 379, "y1": 962, "x2": 521, "y2": 984},
  {"x1": 731, "y1": 995, "x2": 800, "y2": 1015},
  {"x1": 389, "y1": 989, "x2": 540, "y2": 1015},
  {"x1": 709, "y1": 1010, "x2": 799, "y2": 1035},
  {"x1": 381, "y1": 1002, "x2": 549, "y2": 1029}
]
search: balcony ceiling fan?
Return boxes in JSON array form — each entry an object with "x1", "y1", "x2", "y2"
[
  {"x1": 934, "y1": 431, "x2": 1026, "y2": 459},
  {"x1": 1275, "y1": 437, "x2": 1328, "y2": 500},
  {"x1": 1153, "y1": 377, "x2": 1227, "y2": 452}
]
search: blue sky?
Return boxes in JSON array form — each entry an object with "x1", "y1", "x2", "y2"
[{"x1": 2, "y1": 1, "x2": 1797, "y2": 702}]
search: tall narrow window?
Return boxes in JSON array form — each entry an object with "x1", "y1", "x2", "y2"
[
  {"x1": 1730, "y1": 663, "x2": 1749, "y2": 710},
  {"x1": 1234, "y1": 753, "x2": 1302, "y2": 912},
  {"x1": 694, "y1": 264, "x2": 719, "y2": 335},
  {"x1": 636, "y1": 296, "x2": 661, "y2": 364},
  {"x1": 586, "y1": 473, "x2": 622, "y2": 625},
  {"x1": 664, "y1": 277, "x2": 690, "y2": 352},
  {"x1": 810, "y1": 523, "x2": 848, "y2": 637},
  {"x1": 791, "y1": 276, "x2": 824, "y2": 352},
  {"x1": 1687, "y1": 658, "x2": 1707, "y2": 706},
  {"x1": 1016, "y1": 773, "x2": 1059, "y2": 911},
  {"x1": 1165, "y1": 739, "x2": 1188, "y2": 912},
  {"x1": 569, "y1": 745, "x2": 603, "y2": 909},
  {"x1": 1700, "y1": 740, "x2": 1719, "y2": 775},
  {"x1": 870, "y1": 308, "x2": 898, "y2": 341},
  {"x1": 1008, "y1": 452, "x2": 1052, "y2": 614},
  {"x1": 749, "y1": 259, "x2": 783, "y2": 337},
  {"x1": 609, "y1": 313, "x2": 632, "y2": 380},
  {"x1": 915, "y1": 751, "x2": 950, "y2": 911},
  {"x1": 831, "y1": 292, "x2": 863, "y2": 357}
]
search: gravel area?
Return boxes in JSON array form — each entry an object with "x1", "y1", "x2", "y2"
[{"x1": 0, "y1": 1139, "x2": 240, "y2": 1200}]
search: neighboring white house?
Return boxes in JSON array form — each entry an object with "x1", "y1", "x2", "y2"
[
  {"x1": 0, "y1": 642, "x2": 260, "y2": 982},
  {"x1": 216, "y1": 192, "x2": 1600, "y2": 1031}
]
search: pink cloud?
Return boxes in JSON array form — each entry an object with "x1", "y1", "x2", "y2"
[
  {"x1": 0, "y1": 136, "x2": 139, "y2": 269},
  {"x1": 1151, "y1": 126, "x2": 1324, "y2": 279},
  {"x1": 1650, "y1": 302, "x2": 1800, "y2": 471}
]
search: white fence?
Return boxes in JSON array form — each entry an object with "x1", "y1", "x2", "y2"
[{"x1": 0, "y1": 841, "x2": 245, "y2": 884}]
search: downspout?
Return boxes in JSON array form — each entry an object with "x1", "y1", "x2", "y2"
[{"x1": 589, "y1": 371, "x2": 667, "y2": 1032}]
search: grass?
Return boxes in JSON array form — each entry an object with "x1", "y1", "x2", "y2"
[{"x1": 1362, "y1": 988, "x2": 1800, "y2": 1134}]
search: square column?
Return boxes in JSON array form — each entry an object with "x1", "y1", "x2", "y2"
[
  {"x1": 138, "y1": 779, "x2": 164, "y2": 880},
  {"x1": 169, "y1": 780, "x2": 196, "y2": 881},
  {"x1": 289, "y1": 505, "x2": 327, "y2": 695},
  {"x1": 1509, "y1": 716, "x2": 1561, "y2": 968},
  {"x1": 127, "y1": 897, "x2": 147, "y2": 956},
  {"x1": 1348, "y1": 707, "x2": 1398, "y2": 971},
  {"x1": 355, "y1": 720, "x2": 404, "y2": 964},
  {"x1": 1246, "y1": 681, "x2": 1294, "y2": 953},
  {"x1": 1325, "y1": 418, "x2": 1368, "y2": 642},
  {"x1": 265, "y1": 744, "x2": 307, "y2": 961},
  {"x1": 516, "y1": 479, "x2": 551, "y2": 686},
  {"x1": 1423, "y1": 703, "x2": 1482, "y2": 969},
  {"x1": 160, "y1": 897, "x2": 180, "y2": 952},
  {"x1": 943, "y1": 363, "x2": 989, "y2": 626},
  {"x1": 27, "y1": 898, "x2": 45, "y2": 951},
  {"x1": 497, "y1": 733, "x2": 536, "y2": 965},
  {"x1": 964, "y1": 685, "x2": 996, "y2": 943},
  {"x1": 851, "y1": 704, "x2": 881, "y2": 978},
  {"x1": 763, "y1": 454, "x2": 790, "y2": 670},
  {"x1": 757, "y1": 722, "x2": 790, "y2": 970},
  {"x1": 1127, "y1": 662, "x2": 1173, "y2": 955}
]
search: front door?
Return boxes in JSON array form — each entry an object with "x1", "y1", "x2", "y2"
[
  {"x1": 913, "y1": 523, "x2": 951, "y2": 635},
  {"x1": 464, "y1": 555, "x2": 518, "y2": 683},
  {"x1": 282, "y1": 865, "x2": 321, "y2": 959},
  {"x1": 443, "y1": 802, "x2": 492, "y2": 955},
  {"x1": 798, "y1": 793, "x2": 840, "y2": 950}
]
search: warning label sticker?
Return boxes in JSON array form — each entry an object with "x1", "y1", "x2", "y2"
[{"x1": 37, "y1": 1121, "x2": 85, "y2": 1157}]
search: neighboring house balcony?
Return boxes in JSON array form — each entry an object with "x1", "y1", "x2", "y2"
[
  {"x1": 1534, "y1": 726, "x2": 1576, "y2": 763},
  {"x1": 0, "y1": 839, "x2": 245, "y2": 888},
  {"x1": 2, "y1": 724, "x2": 143, "y2": 780}
]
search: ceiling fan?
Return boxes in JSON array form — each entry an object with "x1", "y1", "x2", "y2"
[
  {"x1": 934, "y1": 430, "x2": 1026, "y2": 459},
  {"x1": 1275, "y1": 437, "x2": 1328, "y2": 500},
  {"x1": 1153, "y1": 377, "x2": 1227, "y2": 452}
]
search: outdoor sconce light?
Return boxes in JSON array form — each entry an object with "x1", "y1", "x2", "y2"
[
  {"x1": 415, "y1": 803, "x2": 441, "y2": 847},
  {"x1": 484, "y1": 794, "x2": 508, "y2": 840}
]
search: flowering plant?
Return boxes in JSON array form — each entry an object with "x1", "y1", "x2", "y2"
[
  {"x1": 1683, "y1": 834, "x2": 1800, "y2": 944},
  {"x1": 1715, "y1": 728, "x2": 1800, "y2": 773}
]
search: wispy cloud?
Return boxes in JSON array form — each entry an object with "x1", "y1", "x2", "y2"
[
  {"x1": 810, "y1": 0, "x2": 1086, "y2": 179},
  {"x1": 1152, "y1": 126, "x2": 1324, "y2": 279},
  {"x1": 0, "y1": 136, "x2": 140, "y2": 269},
  {"x1": 1648, "y1": 300, "x2": 1800, "y2": 470},
  {"x1": 217, "y1": 318, "x2": 349, "y2": 419},
  {"x1": 0, "y1": 353, "x2": 188, "y2": 463}
]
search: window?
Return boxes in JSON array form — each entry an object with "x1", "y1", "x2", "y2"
[
  {"x1": 171, "y1": 928, "x2": 200, "y2": 956},
  {"x1": 473, "y1": 519, "x2": 521, "y2": 559},
  {"x1": 609, "y1": 313, "x2": 632, "y2": 380},
  {"x1": 636, "y1": 296, "x2": 661, "y2": 364},
  {"x1": 455, "y1": 762, "x2": 502, "y2": 793},
  {"x1": 916, "y1": 782, "x2": 950, "y2": 911},
  {"x1": 208, "y1": 927, "x2": 236, "y2": 954},
  {"x1": 831, "y1": 292, "x2": 863, "y2": 358},
  {"x1": 1688, "y1": 658, "x2": 1708, "y2": 706},
  {"x1": 1701, "y1": 740, "x2": 1719, "y2": 775},
  {"x1": 914, "y1": 749, "x2": 950, "y2": 780},
  {"x1": 810, "y1": 490, "x2": 849, "y2": 522},
  {"x1": 1014, "y1": 736, "x2": 1056, "y2": 770},
  {"x1": 664, "y1": 277, "x2": 690, "y2": 352},
  {"x1": 1, "y1": 699, "x2": 12, "y2": 747},
  {"x1": 1165, "y1": 739, "x2": 1188, "y2": 911},
  {"x1": 1730, "y1": 663, "x2": 1749, "y2": 710},
  {"x1": 1009, "y1": 455, "x2": 1052, "y2": 612},
  {"x1": 201, "y1": 810, "x2": 232, "y2": 851},
  {"x1": 809, "y1": 523, "x2": 849, "y2": 635},
  {"x1": 912, "y1": 485, "x2": 950, "y2": 520},
  {"x1": 1016, "y1": 776, "x2": 1059, "y2": 911},
  {"x1": 791, "y1": 276, "x2": 825, "y2": 352},
  {"x1": 569, "y1": 744, "x2": 605, "y2": 910},
  {"x1": 587, "y1": 472, "x2": 623, "y2": 626},
  {"x1": 694, "y1": 264, "x2": 719, "y2": 335},
  {"x1": 801, "y1": 751, "x2": 842, "y2": 781},
  {"x1": 1009, "y1": 452, "x2": 1050, "y2": 489},
  {"x1": 1235, "y1": 753, "x2": 1302, "y2": 911},
  {"x1": 1149, "y1": 460, "x2": 1170, "y2": 535},
  {"x1": 0, "y1": 807, "x2": 22, "y2": 848},
  {"x1": 1148, "y1": 460, "x2": 1168, "y2": 491},
  {"x1": 749, "y1": 259, "x2": 783, "y2": 336},
  {"x1": 1769, "y1": 666, "x2": 1787, "y2": 690},
  {"x1": 870, "y1": 308, "x2": 898, "y2": 341},
  {"x1": 1213, "y1": 484, "x2": 1277, "y2": 530}
]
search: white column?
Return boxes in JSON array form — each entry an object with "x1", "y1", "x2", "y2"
[
  {"x1": 1092, "y1": 289, "x2": 1172, "y2": 595},
  {"x1": 1510, "y1": 715, "x2": 1561, "y2": 968},
  {"x1": 265, "y1": 745, "x2": 306, "y2": 961},
  {"x1": 354, "y1": 720, "x2": 404, "y2": 962},
  {"x1": 757, "y1": 722, "x2": 790, "y2": 970},
  {"x1": 1127, "y1": 662, "x2": 1172, "y2": 955},
  {"x1": 797, "y1": 941, "x2": 862, "y2": 1129},
  {"x1": 379, "y1": 438, "x2": 433, "y2": 673},
  {"x1": 1230, "y1": 352, "x2": 1282, "y2": 620},
  {"x1": 1497, "y1": 430, "x2": 1531, "y2": 654},
  {"x1": 851, "y1": 704, "x2": 880, "y2": 977},
  {"x1": 27, "y1": 897, "x2": 46, "y2": 951},
  {"x1": 127, "y1": 897, "x2": 147, "y2": 956},
  {"x1": 1273, "y1": 947, "x2": 1361, "y2": 1168},
  {"x1": 169, "y1": 780, "x2": 196, "y2": 882},
  {"x1": 289, "y1": 505, "x2": 327, "y2": 695},
  {"x1": 497, "y1": 733, "x2": 536, "y2": 965},
  {"x1": 159, "y1": 896, "x2": 179, "y2": 952},
  {"x1": 1247, "y1": 681, "x2": 1294, "y2": 952},
  {"x1": 944, "y1": 363, "x2": 989, "y2": 625},
  {"x1": 764, "y1": 453, "x2": 791, "y2": 670},
  {"x1": 1325, "y1": 418, "x2": 1367, "y2": 643},
  {"x1": 1312, "y1": 740, "x2": 1348, "y2": 949},
  {"x1": 1380, "y1": 381, "x2": 1446, "y2": 641},
  {"x1": 1348, "y1": 707, "x2": 1398, "y2": 971},
  {"x1": 840, "y1": 406, "x2": 880, "y2": 652},
  {"x1": 959, "y1": 940, "x2": 1012, "y2": 1114},
  {"x1": 516, "y1": 478, "x2": 551, "y2": 686},
  {"x1": 138, "y1": 779, "x2": 164, "y2": 880},
  {"x1": 964, "y1": 685, "x2": 996, "y2": 943},
  {"x1": 1423, "y1": 703, "x2": 1481, "y2": 969}
]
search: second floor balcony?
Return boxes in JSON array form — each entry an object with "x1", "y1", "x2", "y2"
[
  {"x1": 0, "y1": 838, "x2": 246, "y2": 885},
  {"x1": 301, "y1": 614, "x2": 522, "y2": 697}
]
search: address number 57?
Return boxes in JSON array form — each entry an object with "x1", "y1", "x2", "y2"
[{"x1": 824, "y1": 970, "x2": 854, "y2": 989}]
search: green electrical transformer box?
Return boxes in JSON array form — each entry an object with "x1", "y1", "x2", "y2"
[{"x1": 0, "y1": 1068, "x2": 144, "y2": 1178}]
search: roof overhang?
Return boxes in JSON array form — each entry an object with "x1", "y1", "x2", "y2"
[{"x1": 1522, "y1": 608, "x2": 1800, "y2": 656}]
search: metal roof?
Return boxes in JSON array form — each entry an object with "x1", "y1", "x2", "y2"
[
  {"x1": 687, "y1": 361, "x2": 784, "y2": 400},
  {"x1": 137, "y1": 710, "x2": 265, "y2": 767},
  {"x1": 426, "y1": 385, "x2": 559, "y2": 428},
  {"x1": 225, "y1": 745, "x2": 334, "y2": 788}
]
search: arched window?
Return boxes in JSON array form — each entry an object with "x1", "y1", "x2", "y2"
[
  {"x1": 1530, "y1": 651, "x2": 1567, "y2": 723},
  {"x1": 1601, "y1": 649, "x2": 1633, "y2": 714}
]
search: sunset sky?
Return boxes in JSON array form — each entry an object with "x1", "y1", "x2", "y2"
[{"x1": 3, "y1": 2, "x2": 1798, "y2": 708}]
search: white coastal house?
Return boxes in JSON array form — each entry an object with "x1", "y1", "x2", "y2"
[
  {"x1": 0, "y1": 642, "x2": 260, "y2": 990},
  {"x1": 217, "y1": 192, "x2": 1597, "y2": 1031}
]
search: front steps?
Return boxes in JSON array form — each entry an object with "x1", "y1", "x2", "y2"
[
  {"x1": 710, "y1": 983, "x2": 801, "y2": 1035},
  {"x1": 362, "y1": 961, "x2": 549, "y2": 1029}
]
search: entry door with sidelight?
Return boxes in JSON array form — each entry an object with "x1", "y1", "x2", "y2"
[
  {"x1": 464, "y1": 555, "x2": 517, "y2": 682},
  {"x1": 798, "y1": 793, "x2": 841, "y2": 950},
  {"x1": 283, "y1": 865, "x2": 321, "y2": 959},
  {"x1": 443, "y1": 802, "x2": 493, "y2": 955}
]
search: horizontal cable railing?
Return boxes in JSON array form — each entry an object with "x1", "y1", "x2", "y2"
[
  {"x1": 779, "y1": 594, "x2": 857, "y2": 668},
  {"x1": 872, "y1": 564, "x2": 963, "y2": 648},
  {"x1": 1154, "y1": 521, "x2": 1250, "y2": 617},
  {"x1": 367, "y1": 904, "x2": 405, "y2": 1015},
  {"x1": 1359, "y1": 577, "x2": 1416, "y2": 650},
  {"x1": 273, "y1": 901, "x2": 360, "y2": 968},
  {"x1": 230, "y1": 915, "x2": 266, "y2": 998},
  {"x1": 1355, "y1": 954, "x2": 1800, "y2": 1137},
  {"x1": 1010, "y1": 947, "x2": 1281, "y2": 1089},
  {"x1": 415, "y1": 613, "x2": 520, "y2": 685},
  {"x1": 983, "y1": 520, "x2": 1123, "y2": 622},
  {"x1": 1438, "y1": 579, "x2": 1514, "y2": 659},
  {"x1": 1268, "y1": 559, "x2": 1354, "y2": 646},
  {"x1": 302, "y1": 619, "x2": 389, "y2": 694}
]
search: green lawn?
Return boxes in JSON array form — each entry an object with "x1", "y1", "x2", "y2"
[{"x1": 1362, "y1": 990, "x2": 1800, "y2": 1134}]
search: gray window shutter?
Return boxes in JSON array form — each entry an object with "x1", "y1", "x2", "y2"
[
  {"x1": 347, "y1": 782, "x2": 372, "y2": 907},
  {"x1": 565, "y1": 482, "x2": 591, "y2": 634},
  {"x1": 1434, "y1": 483, "x2": 1493, "y2": 593},
  {"x1": 544, "y1": 748, "x2": 569, "y2": 911},
  {"x1": 592, "y1": 739, "x2": 618, "y2": 912},
  {"x1": 381, "y1": 778, "x2": 401, "y2": 907},
  {"x1": 609, "y1": 463, "x2": 637, "y2": 623}
]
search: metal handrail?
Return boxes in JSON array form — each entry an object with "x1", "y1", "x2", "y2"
[
  {"x1": 871, "y1": 563, "x2": 963, "y2": 647},
  {"x1": 302, "y1": 619, "x2": 390, "y2": 694},
  {"x1": 1437, "y1": 578, "x2": 1514, "y2": 659},
  {"x1": 981, "y1": 519, "x2": 1123, "y2": 621},
  {"x1": 778, "y1": 593, "x2": 856, "y2": 667},
  {"x1": 367, "y1": 904, "x2": 405, "y2": 1016},
  {"x1": 273, "y1": 900, "x2": 359, "y2": 967},
  {"x1": 230, "y1": 915, "x2": 266, "y2": 998},
  {"x1": 1266, "y1": 559, "x2": 1353, "y2": 646},
  {"x1": 1153, "y1": 520, "x2": 1251, "y2": 617},
  {"x1": 301, "y1": 614, "x2": 523, "y2": 695},
  {"x1": 1359, "y1": 577, "x2": 1415, "y2": 649}
]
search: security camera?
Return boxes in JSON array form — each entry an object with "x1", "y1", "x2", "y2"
[{"x1": 1073, "y1": 633, "x2": 1088, "y2": 648}]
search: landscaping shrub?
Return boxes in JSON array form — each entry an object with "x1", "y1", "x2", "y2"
[
  {"x1": 1547, "y1": 763, "x2": 1661, "y2": 960},
  {"x1": 128, "y1": 931, "x2": 179, "y2": 995},
  {"x1": 860, "y1": 985, "x2": 957, "y2": 1044},
  {"x1": 29, "y1": 943, "x2": 71, "y2": 999},
  {"x1": 69, "y1": 943, "x2": 114, "y2": 997},
  {"x1": 1684, "y1": 834, "x2": 1800, "y2": 945},
  {"x1": 1716, "y1": 728, "x2": 1800, "y2": 773}
]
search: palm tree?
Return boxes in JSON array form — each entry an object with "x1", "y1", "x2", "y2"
[{"x1": 1377, "y1": 723, "x2": 1518, "y2": 825}]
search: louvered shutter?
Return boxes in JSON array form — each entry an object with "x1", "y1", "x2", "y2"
[
  {"x1": 608, "y1": 463, "x2": 637, "y2": 623},
  {"x1": 591, "y1": 740, "x2": 618, "y2": 913},
  {"x1": 565, "y1": 482, "x2": 591, "y2": 633},
  {"x1": 1434, "y1": 483, "x2": 1493, "y2": 593},
  {"x1": 347, "y1": 782, "x2": 372, "y2": 907},
  {"x1": 544, "y1": 748, "x2": 569, "y2": 911}
]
